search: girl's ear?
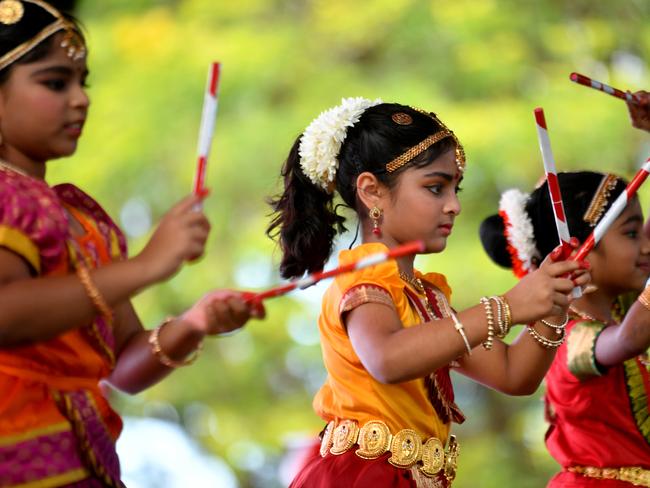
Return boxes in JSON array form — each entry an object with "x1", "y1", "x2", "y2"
[{"x1": 356, "y1": 171, "x2": 387, "y2": 212}]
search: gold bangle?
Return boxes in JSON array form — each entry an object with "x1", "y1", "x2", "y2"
[
  {"x1": 76, "y1": 264, "x2": 112, "y2": 318},
  {"x1": 449, "y1": 311, "x2": 472, "y2": 355},
  {"x1": 479, "y1": 297, "x2": 495, "y2": 350},
  {"x1": 499, "y1": 295, "x2": 512, "y2": 333},
  {"x1": 148, "y1": 317, "x2": 203, "y2": 368},
  {"x1": 638, "y1": 286, "x2": 650, "y2": 312},
  {"x1": 526, "y1": 324, "x2": 565, "y2": 348}
]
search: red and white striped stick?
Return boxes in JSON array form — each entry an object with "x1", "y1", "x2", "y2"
[
  {"x1": 570, "y1": 72, "x2": 639, "y2": 103},
  {"x1": 573, "y1": 158, "x2": 650, "y2": 262},
  {"x1": 193, "y1": 62, "x2": 221, "y2": 198},
  {"x1": 249, "y1": 240, "x2": 426, "y2": 302},
  {"x1": 534, "y1": 108, "x2": 573, "y2": 260}
]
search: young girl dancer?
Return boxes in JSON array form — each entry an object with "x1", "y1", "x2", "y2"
[
  {"x1": 481, "y1": 171, "x2": 650, "y2": 486},
  {"x1": 0, "y1": 2, "x2": 263, "y2": 486},
  {"x1": 267, "y1": 97, "x2": 589, "y2": 487}
]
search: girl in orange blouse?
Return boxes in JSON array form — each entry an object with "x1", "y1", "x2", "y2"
[
  {"x1": 267, "y1": 98, "x2": 590, "y2": 487},
  {"x1": 0, "y1": 2, "x2": 263, "y2": 487}
]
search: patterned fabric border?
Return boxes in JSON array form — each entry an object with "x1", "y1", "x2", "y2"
[
  {"x1": 623, "y1": 357, "x2": 650, "y2": 446},
  {"x1": 340, "y1": 284, "x2": 395, "y2": 314}
]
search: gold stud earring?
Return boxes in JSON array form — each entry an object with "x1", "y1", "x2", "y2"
[{"x1": 369, "y1": 206, "x2": 382, "y2": 237}]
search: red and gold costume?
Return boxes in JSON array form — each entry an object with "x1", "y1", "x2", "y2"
[
  {"x1": 0, "y1": 167, "x2": 126, "y2": 487},
  {"x1": 291, "y1": 243, "x2": 463, "y2": 488},
  {"x1": 545, "y1": 317, "x2": 650, "y2": 487}
]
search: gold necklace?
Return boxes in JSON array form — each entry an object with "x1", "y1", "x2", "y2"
[
  {"x1": 399, "y1": 271, "x2": 434, "y2": 316},
  {"x1": 569, "y1": 304, "x2": 611, "y2": 324},
  {"x1": 0, "y1": 159, "x2": 29, "y2": 177}
]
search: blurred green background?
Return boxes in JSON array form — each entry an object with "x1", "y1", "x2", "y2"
[{"x1": 49, "y1": 0, "x2": 650, "y2": 486}]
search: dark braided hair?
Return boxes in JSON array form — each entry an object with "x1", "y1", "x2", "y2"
[
  {"x1": 0, "y1": 0, "x2": 85, "y2": 84},
  {"x1": 267, "y1": 102, "x2": 456, "y2": 279},
  {"x1": 480, "y1": 171, "x2": 628, "y2": 271}
]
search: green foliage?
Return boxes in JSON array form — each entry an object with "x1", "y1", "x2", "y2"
[{"x1": 49, "y1": 0, "x2": 650, "y2": 485}]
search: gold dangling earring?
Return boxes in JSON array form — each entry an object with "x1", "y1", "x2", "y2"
[{"x1": 369, "y1": 206, "x2": 382, "y2": 237}]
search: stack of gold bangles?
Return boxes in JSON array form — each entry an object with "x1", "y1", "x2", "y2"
[{"x1": 479, "y1": 295, "x2": 512, "y2": 350}]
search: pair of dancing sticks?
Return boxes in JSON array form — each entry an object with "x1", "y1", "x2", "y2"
[
  {"x1": 190, "y1": 63, "x2": 424, "y2": 302},
  {"x1": 534, "y1": 72, "x2": 650, "y2": 270}
]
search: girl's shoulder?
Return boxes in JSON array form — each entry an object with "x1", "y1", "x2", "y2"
[
  {"x1": 0, "y1": 170, "x2": 68, "y2": 273},
  {"x1": 335, "y1": 242, "x2": 404, "y2": 294}
]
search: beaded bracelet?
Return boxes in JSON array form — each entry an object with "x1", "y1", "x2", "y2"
[
  {"x1": 526, "y1": 324, "x2": 566, "y2": 349},
  {"x1": 148, "y1": 317, "x2": 203, "y2": 368},
  {"x1": 540, "y1": 314, "x2": 569, "y2": 336},
  {"x1": 479, "y1": 297, "x2": 495, "y2": 350},
  {"x1": 449, "y1": 311, "x2": 472, "y2": 355},
  {"x1": 76, "y1": 265, "x2": 112, "y2": 318}
]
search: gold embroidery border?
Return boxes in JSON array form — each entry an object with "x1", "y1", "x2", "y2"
[
  {"x1": 567, "y1": 321, "x2": 606, "y2": 381},
  {"x1": 623, "y1": 357, "x2": 650, "y2": 446},
  {"x1": 11, "y1": 468, "x2": 89, "y2": 488},
  {"x1": 340, "y1": 284, "x2": 395, "y2": 314}
]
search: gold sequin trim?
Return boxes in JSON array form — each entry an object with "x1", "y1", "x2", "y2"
[
  {"x1": 567, "y1": 321, "x2": 606, "y2": 381},
  {"x1": 340, "y1": 284, "x2": 395, "y2": 314},
  {"x1": 583, "y1": 174, "x2": 619, "y2": 227}
]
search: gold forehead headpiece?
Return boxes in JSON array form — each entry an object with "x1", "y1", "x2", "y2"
[
  {"x1": 0, "y1": 0, "x2": 85, "y2": 72},
  {"x1": 583, "y1": 173, "x2": 619, "y2": 226},
  {"x1": 385, "y1": 108, "x2": 466, "y2": 174}
]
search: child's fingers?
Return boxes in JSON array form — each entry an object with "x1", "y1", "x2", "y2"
[{"x1": 169, "y1": 194, "x2": 204, "y2": 216}]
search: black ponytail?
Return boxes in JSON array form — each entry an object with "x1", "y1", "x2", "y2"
[{"x1": 267, "y1": 137, "x2": 346, "y2": 279}]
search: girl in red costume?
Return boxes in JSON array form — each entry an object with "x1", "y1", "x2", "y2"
[{"x1": 481, "y1": 171, "x2": 650, "y2": 487}]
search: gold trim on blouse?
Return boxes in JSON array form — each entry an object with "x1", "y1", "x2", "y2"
[
  {"x1": 567, "y1": 321, "x2": 606, "y2": 381},
  {"x1": 340, "y1": 284, "x2": 395, "y2": 314}
]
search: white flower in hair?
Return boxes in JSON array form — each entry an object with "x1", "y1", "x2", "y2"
[
  {"x1": 499, "y1": 189, "x2": 541, "y2": 277},
  {"x1": 299, "y1": 97, "x2": 383, "y2": 192}
]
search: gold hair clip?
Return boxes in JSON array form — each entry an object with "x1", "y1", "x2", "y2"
[
  {"x1": 0, "y1": 0, "x2": 86, "y2": 72},
  {"x1": 583, "y1": 174, "x2": 619, "y2": 226},
  {"x1": 392, "y1": 112, "x2": 413, "y2": 125},
  {"x1": 0, "y1": 0, "x2": 24, "y2": 24}
]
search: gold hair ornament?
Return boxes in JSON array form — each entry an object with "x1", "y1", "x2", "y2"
[
  {"x1": 0, "y1": 0, "x2": 86, "y2": 72},
  {"x1": 583, "y1": 174, "x2": 619, "y2": 227},
  {"x1": 0, "y1": 0, "x2": 23, "y2": 24},
  {"x1": 385, "y1": 109, "x2": 466, "y2": 174}
]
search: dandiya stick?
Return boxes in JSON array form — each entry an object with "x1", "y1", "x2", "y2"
[
  {"x1": 570, "y1": 72, "x2": 639, "y2": 103},
  {"x1": 573, "y1": 158, "x2": 650, "y2": 262},
  {"x1": 534, "y1": 108, "x2": 573, "y2": 260},
  {"x1": 249, "y1": 240, "x2": 426, "y2": 302},
  {"x1": 193, "y1": 62, "x2": 221, "y2": 197}
]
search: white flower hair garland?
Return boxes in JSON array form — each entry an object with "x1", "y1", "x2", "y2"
[
  {"x1": 498, "y1": 189, "x2": 541, "y2": 277},
  {"x1": 298, "y1": 97, "x2": 383, "y2": 192}
]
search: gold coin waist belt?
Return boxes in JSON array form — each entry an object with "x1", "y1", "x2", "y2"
[
  {"x1": 568, "y1": 466, "x2": 650, "y2": 487},
  {"x1": 319, "y1": 419, "x2": 459, "y2": 481}
]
